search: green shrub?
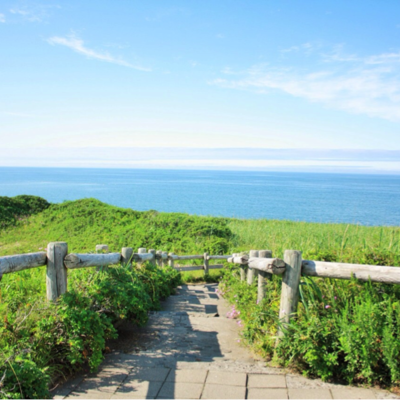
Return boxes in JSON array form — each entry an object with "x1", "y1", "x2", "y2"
[
  {"x1": 0, "y1": 263, "x2": 181, "y2": 399},
  {"x1": 0, "y1": 359, "x2": 50, "y2": 399},
  {"x1": 0, "y1": 195, "x2": 50, "y2": 230},
  {"x1": 275, "y1": 278, "x2": 400, "y2": 386},
  {"x1": 219, "y1": 268, "x2": 400, "y2": 388}
]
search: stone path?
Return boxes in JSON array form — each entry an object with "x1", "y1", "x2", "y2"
[{"x1": 53, "y1": 284, "x2": 399, "y2": 399}]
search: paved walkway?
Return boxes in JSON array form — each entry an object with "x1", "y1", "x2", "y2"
[{"x1": 53, "y1": 284, "x2": 399, "y2": 399}]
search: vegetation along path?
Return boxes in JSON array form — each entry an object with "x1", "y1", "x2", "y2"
[{"x1": 53, "y1": 284, "x2": 397, "y2": 400}]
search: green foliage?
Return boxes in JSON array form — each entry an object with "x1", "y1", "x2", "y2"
[
  {"x1": 0, "y1": 359, "x2": 49, "y2": 399},
  {"x1": 220, "y1": 269, "x2": 400, "y2": 388},
  {"x1": 2, "y1": 197, "x2": 400, "y2": 392},
  {"x1": 0, "y1": 198, "x2": 232, "y2": 255},
  {"x1": 0, "y1": 195, "x2": 50, "y2": 230},
  {"x1": 0, "y1": 264, "x2": 181, "y2": 399},
  {"x1": 219, "y1": 265, "x2": 281, "y2": 357},
  {"x1": 274, "y1": 278, "x2": 400, "y2": 386},
  {"x1": 228, "y1": 219, "x2": 400, "y2": 267},
  {"x1": 180, "y1": 269, "x2": 222, "y2": 284}
]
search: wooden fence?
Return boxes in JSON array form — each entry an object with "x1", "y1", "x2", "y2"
[
  {"x1": 0, "y1": 242, "x2": 228, "y2": 301},
  {"x1": 227, "y1": 249, "x2": 400, "y2": 336},
  {"x1": 1, "y1": 242, "x2": 400, "y2": 336}
]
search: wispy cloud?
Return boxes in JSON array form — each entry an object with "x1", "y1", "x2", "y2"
[
  {"x1": 9, "y1": 3, "x2": 59, "y2": 22},
  {"x1": 0, "y1": 13, "x2": 5, "y2": 23},
  {"x1": 212, "y1": 45, "x2": 400, "y2": 122},
  {"x1": 280, "y1": 42, "x2": 318, "y2": 54},
  {"x1": 47, "y1": 34, "x2": 151, "y2": 71}
]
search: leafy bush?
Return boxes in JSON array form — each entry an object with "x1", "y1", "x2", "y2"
[
  {"x1": 0, "y1": 195, "x2": 50, "y2": 230},
  {"x1": 0, "y1": 198, "x2": 232, "y2": 255},
  {"x1": 3, "y1": 197, "x2": 400, "y2": 393},
  {"x1": 0, "y1": 264, "x2": 181, "y2": 399},
  {"x1": 219, "y1": 267, "x2": 400, "y2": 388},
  {"x1": 276, "y1": 278, "x2": 400, "y2": 386},
  {"x1": 0, "y1": 359, "x2": 49, "y2": 400}
]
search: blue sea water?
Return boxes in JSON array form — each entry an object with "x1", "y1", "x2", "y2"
[{"x1": 0, "y1": 167, "x2": 399, "y2": 226}]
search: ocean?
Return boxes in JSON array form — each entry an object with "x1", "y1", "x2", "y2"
[{"x1": 1, "y1": 167, "x2": 399, "y2": 226}]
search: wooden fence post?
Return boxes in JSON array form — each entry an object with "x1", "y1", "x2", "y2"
[
  {"x1": 162, "y1": 251, "x2": 168, "y2": 267},
  {"x1": 247, "y1": 250, "x2": 259, "y2": 284},
  {"x1": 149, "y1": 249, "x2": 156, "y2": 266},
  {"x1": 46, "y1": 242, "x2": 68, "y2": 301},
  {"x1": 168, "y1": 253, "x2": 175, "y2": 268},
  {"x1": 257, "y1": 250, "x2": 272, "y2": 303},
  {"x1": 121, "y1": 247, "x2": 133, "y2": 266},
  {"x1": 96, "y1": 244, "x2": 109, "y2": 271},
  {"x1": 234, "y1": 253, "x2": 247, "y2": 281},
  {"x1": 278, "y1": 250, "x2": 302, "y2": 337},
  {"x1": 204, "y1": 252, "x2": 209, "y2": 276},
  {"x1": 156, "y1": 250, "x2": 163, "y2": 267},
  {"x1": 138, "y1": 248, "x2": 146, "y2": 265},
  {"x1": 96, "y1": 244, "x2": 109, "y2": 253}
]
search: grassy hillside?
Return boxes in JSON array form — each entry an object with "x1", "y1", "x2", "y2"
[
  {"x1": 0, "y1": 195, "x2": 50, "y2": 230},
  {"x1": 2, "y1": 197, "x2": 400, "y2": 394},
  {"x1": 0, "y1": 197, "x2": 232, "y2": 256},
  {"x1": 229, "y1": 219, "x2": 400, "y2": 266},
  {"x1": 1, "y1": 197, "x2": 400, "y2": 267}
]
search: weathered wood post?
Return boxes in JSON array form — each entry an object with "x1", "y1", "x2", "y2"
[
  {"x1": 278, "y1": 250, "x2": 302, "y2": 337},
  {"x1": 138, "y1": 248, "x2": 146, "y2": 265},
  {"x1": 96, "y1": 244, "x2": 109, "y2": 253},
  {"x1": 149, "y1": 249, "x2": 156, "y2": 266},
  {"x1": 121, "y1": 247, "x2": 133, "y2": 266},
  {"x1": 162, "y1": 251, "x2": 168, "y2": 267},
  {"x1": 247, "y1": 250, "x2": 259, "y2": 284},
  {"x1": 95, "y1": 244, "x2": 109, "y2": 271},
  {"x1": 46, "y1": 242, "x2": 68, "y2": 301},
  {"x1": 204, "y1": 252, "x2": 209, "y2": 276},
  {"x1": 235, "y1": 253, "x2": 246, "y2": 281},
  {"x1": 257, "y1": 250, "x2": 272, "y2": 303},
  {"x1": 168, "y1": 253, "x2": 175, "y2": 268},
  {"x1": 156, "y1": 250, "x2": 163, "y2": 267}
]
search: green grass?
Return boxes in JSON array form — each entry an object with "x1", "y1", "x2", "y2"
[
  {"x1": 180, "y1": 269, "x2": 223, "y2": 284},
  {"x1": 2, "y1": 196, "x2": 400, "y2": 393},
  {"x1": 228, "y1": 218, "x2": 400, "y2": 266},
  {"x1": 0, "y1": 197, "x2": 231, "y2": 256},
  {"x1": 0, "y1": 195, "x2": 50, "y2": 230}
]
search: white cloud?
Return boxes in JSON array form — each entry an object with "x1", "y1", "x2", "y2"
[
  {"x1": 281, "y1": 42, "x2": 319, "y2": 55},
  {"x1": 0, "y1": 13, "x2": 5, "y2": 23},
  {"x1": 212, "y1": 46, "x2": 400, "y2": 122},
  {"x1": 10, "y1": 4, "x2": 59, "y2": 22},
  {"x1": 47, "y1": 34, "x2": 150, "y2": 71},
  {"x1": 10, "y1": 7, "x2": 41, "y2": 21}
]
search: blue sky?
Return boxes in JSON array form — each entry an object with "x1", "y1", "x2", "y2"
[{"x1": 1, "y1": 1, "x2": 400, "y2": 172}]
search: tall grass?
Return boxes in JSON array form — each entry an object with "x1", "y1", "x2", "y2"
[{"x1": 228, "y1": 219, "x2": 400, "y2": 266}]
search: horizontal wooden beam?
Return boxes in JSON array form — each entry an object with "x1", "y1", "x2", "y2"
[
  {"x1": 207, "y1": 255, "x2": 231, "y2": 260},
  {"x1": 174, "y1": 265, "x2": 204, "y2": 272},
  {"x1": 132, "y1": 253, "x2": 154, "y2": 262},
  {"x1": 169, "y1": 255, "x2": 204, "y2": 261},
  {"x1": 64, "y1": 253, "x2": 121, "y2": 269},
  {"x1": 228, "y1": 255, "x2": 249, "y2": 264},
  {"x1": 248, "y1": 257, "x2": 286, "y2": 275},
  {"x1": 0, "y1": 252, "x2": 47, "y2": 275},
  {"x1": 155, "y1": 253, "x2": 168, "y2": 260},
  {"x1": 173, "y1": 264, "x2": 224, "y2": 272},
  {"x1": 208, "y1": 264, "x2": 224, "y2": 270},
  {"x1": 302, "y1": 260, "x2": 400, "y2": 284}
]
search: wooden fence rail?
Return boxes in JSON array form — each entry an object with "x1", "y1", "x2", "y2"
[
  {"x1": 2, "y1": 243, "x2": 400, "y2": 337},
  {"x1": 0, "y1": 242, "x2": 231, "y2": 301}
]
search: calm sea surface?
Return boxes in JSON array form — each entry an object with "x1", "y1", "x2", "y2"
[{"x1": 1, "y1": 167, "x2": 399, "y2": 226}]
